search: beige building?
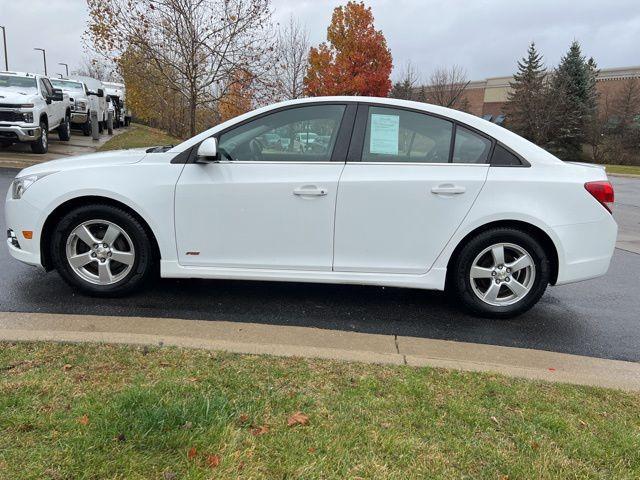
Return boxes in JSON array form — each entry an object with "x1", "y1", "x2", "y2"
[{"x1": 460, "y1": 66, "x2": 640, "y2": 120}]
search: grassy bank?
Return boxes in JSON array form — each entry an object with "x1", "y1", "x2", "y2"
[
  {"x1": 1, "y1": 342, "x2": 639, "y2": 479},
  {"x1": 605, "y1": 164, "x2": 640, "y2": 176},
  {"x1": 98, "y1": 124, "x2": 181, "y2": 152}
]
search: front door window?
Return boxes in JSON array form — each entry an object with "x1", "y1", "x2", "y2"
[{"x1": 217, "y1": 104, "x2": 346, "y2": 162}]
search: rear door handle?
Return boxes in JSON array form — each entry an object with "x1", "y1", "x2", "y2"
[
  {"x1": 293, "y1": 185, "x2": 328, "y2": 196},
  {"x1": 431, "y1": 184, "x2": 466, "y2": 195}
]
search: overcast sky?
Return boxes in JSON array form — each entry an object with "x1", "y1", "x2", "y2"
[{"x1": 2, "y1": 0, "x2": 639, "y2": 82}]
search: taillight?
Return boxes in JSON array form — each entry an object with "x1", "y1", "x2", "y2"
[{"x1": 584, "y1": 181, "x2": 614, "y2": 213}]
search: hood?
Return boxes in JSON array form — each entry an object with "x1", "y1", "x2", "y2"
[
  {"x1": 0, "y1": 90, "x2": 39, "y2": 105},
  {"x1": 17, "y1": 148, "x2": 148, "y2": 177}
]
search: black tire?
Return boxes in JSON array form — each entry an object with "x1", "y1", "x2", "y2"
[
  {"x1": 82, "y1": 114, "x2": 92, "y2": 136},
  {"x1": 449, "y1": 228, "x2": 550, "y2": 318},
  {"x1": 58, "y1": 113, "x2": 71, "y2": 141},
  {"x1": 0, "y1": 140, "x2": 13, "y2": 148},
  {"x1": 30, "y1": 119, "x2": 48, "y2": 154},
  {"x1": 50, "y1": 204, "x2": 155, "y2": 296},
  {"x1": 98, "y1": 120, "x2": 104, "y2": 134}
]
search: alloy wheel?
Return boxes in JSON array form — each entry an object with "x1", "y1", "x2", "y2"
[
  {"x1": 469, "y1": 242, "x2": 536, "y2": 307},
  {"x1": 65, "y1": 220, "x2": 135, "y2": 285}
]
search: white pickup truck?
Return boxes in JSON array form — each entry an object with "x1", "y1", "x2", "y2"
[
  {"x1": 103, "y1": 81, "x2": 131, "y2": 128},
  {"x1": 0, "y1": 71, "x2": 72, "y2": 154},
  {"x1": 51, "y1": 78, "x2": 106, "y2": 136}
]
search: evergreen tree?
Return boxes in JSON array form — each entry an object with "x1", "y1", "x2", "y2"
[
  {"x1": 504, "y1": 42, "x2": 549, "y2": 144},
  {"x1": 548, "y1": 41, "x2": 599, "y2": 159}
]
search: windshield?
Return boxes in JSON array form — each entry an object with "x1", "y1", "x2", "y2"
[
  {"x1": 0, "y1": 74, "x2": 38, "y2": 92},
  {"x1": 51, "y1": 79, "x2": 84, "y2": 93}
]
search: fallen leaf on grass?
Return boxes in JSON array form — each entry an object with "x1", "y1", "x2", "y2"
[
  {"x1": 250, "y1": 425, "x2": 269, "y2": 436},
  {"x1": 159, "y1": 361, "x2": 171, "y2": 367},
  {"x1": 531, "y1": 441, "x2": 540, "y2": 450},
  {"x1": 62, "y1": 364, "x2": 73, "y2": 371},
  {"x1": 206, "y1": 454, "x2": 221, "y2": 468},
  {"x1": 163, "y1": 472, "x2": 177, "y2": 480},
  {"x1": 78, "y1": 414, "x2": 89, "y2": 425},
  {"x1": 238, "y1": 413, "x2": 250, "y2": 424},
  {"x1": 579, "y1": 419, "x2": 588, "y2": 428},
  {"x1": 116, "y1": 433, "x2": 126, "y2": 442},
  {"x1": 490, "y1": 416, "x2": 499, "y2": 426},
  {"x1": 287, "y1": 411, "x2": 310, "y2": 427},
  {"x1": 187, "y1": 447, "x2": 197, "y2": 460},
  {"x1": 181, "y1": 421, "x2": 193, "y2": 430},
  {"x1": 188, "y1": 377, "x2": 199, "y2": 382},
  {"x1": 308, "y1": 447, "x2": 316, "y2": 453}
]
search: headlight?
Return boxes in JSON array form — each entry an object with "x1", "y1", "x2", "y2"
[
  {"x1": 11, "y1": 172, "x2": 57, "y2": 199},
  {"x1": 22, "y1": 112, "x2": 34, "y2": 123},
  {"x1": 76, "y1": 100, "x2": 87, "y2": 111}
]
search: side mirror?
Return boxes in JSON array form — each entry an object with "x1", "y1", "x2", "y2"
[
  {"x1": 51, "y1": 88, "x2": 64, "y2": 102},
  {"x1": 87, "y1": 90, "x2": 96, "y2": 97},
  {"x1": 196, "y1": 137, "x2": 218, "y2": 162},
  {"x1": 97, "y1": 88, "x2": 104, "y2": 98}
]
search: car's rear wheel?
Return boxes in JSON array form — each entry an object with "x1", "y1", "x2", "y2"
[
  {"x1": 51, "y1": 204, "x2": 154, "y2": 296},
  {"x1": 450, "y1": 228, "x2": 550, "y2": 318}
]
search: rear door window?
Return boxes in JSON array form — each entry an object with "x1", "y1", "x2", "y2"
[
  {"x1": 452, "y1": 126, "x2": 492, "y2": 164},
  {"x1": 361, "y1": 106, "x2": 454, "y2": 163}
]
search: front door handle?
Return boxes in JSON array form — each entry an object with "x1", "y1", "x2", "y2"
[
  {"x1": 431, "y1": 184, "x2": 466, "y2": 195},
  {"x1": 293, "y1": 185, "x2": 328, "y2": 196}
]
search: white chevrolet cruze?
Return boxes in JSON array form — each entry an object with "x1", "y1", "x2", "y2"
[{"x1": 5, "y1": 97, "x2": 617, "y2": 317}]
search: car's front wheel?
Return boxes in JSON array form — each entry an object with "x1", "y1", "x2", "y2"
[
  {"x1": 58, "y1": 113, "x2": 71, "y2": 141},
  {"x1": 449, "y1": 228, "x2": 550, "y2": 318},
  {"x1": 51, "y1": 204, "x2": 155, "y2": 296},
  {"x1": 30, "y1": 120, "x2": 48, "y2": 154}
]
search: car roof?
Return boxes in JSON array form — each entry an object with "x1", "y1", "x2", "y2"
[{"x1": 174, "y1": 96, "x2": 561, "y2": 165}]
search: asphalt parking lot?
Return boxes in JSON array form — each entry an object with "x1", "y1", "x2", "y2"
[{"x1": 1, "y1": 167, "x2": 639, "y2": 362}]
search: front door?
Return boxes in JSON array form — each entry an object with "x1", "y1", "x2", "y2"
[
  {"x1": 334, "y1": 104, "x2": 491, "y2": 274},
  {"x1": 175, "y1": 103, "x2": 353, "y2": 271}
]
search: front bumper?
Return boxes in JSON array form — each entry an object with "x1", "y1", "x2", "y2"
[
  {"x1": 0, "y1": 124, "x2": 42, "y2": 142},
  {"x1": 4, "y1": 194, "x2": 44, "y2": 268},
  {"x1": 71, "y1": 112, "x2": 88, "y2": 124}
]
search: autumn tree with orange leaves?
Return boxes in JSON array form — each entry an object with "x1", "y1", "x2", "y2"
[{"x1": 304, "y1": 1, "x2": 392, "y2": 97}]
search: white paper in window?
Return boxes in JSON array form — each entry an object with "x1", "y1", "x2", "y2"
[{"x1": 369, "y1": 114, "x2": 399, "y2": 155}]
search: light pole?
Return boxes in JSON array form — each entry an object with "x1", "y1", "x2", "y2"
[
  {"x1": 34, "y1": 48, "x2": 47, "y2": 75},
  {"x1": 0, "y1": 26, "x2": 8, "y2": 71},
  {"x1": 58, "y1": 62, "x2": 69, "y2": 77}
]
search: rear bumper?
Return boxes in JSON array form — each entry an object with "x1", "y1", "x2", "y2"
[
  {"x1": 0, "y1": 125, "x2": 42, "y2": 142},
  {"x1": 554, "y1": 215, "x2": 618, "y2": 285}
]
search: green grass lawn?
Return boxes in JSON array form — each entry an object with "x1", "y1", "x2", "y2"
[
  {"x1": 605, "y1": 164, "x2": 640, "y2": 176},
  {"x1": 1, "y1": 342, "x2": 639, "y2": 479},
  {"x1": 98, "y1": 124, "x2": 182, "y2": 152}
]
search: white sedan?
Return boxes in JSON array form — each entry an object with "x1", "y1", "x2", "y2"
[{"x1": 5, "y1": 97, "x2": 617, "y2": 317}]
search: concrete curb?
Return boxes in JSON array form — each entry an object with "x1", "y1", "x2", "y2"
[{"x1": 1, "y1": 311, "x2": 639, "y2": 392}]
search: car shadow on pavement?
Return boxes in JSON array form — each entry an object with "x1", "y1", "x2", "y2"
[{"x1": 2, "y1": 233, "x2": 639, "y2": 361}]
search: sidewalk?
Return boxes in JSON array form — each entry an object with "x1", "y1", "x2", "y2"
[
  {"x1": 1, "y1": 311, "x2": 639, "y2": 392},
  {"x1": 0, "y1": 128, "x2": 127, "y2": 169}
]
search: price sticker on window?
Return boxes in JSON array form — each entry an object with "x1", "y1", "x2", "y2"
[{"x1": 369, "y1": 114, "x2": 399, "y2": 155}]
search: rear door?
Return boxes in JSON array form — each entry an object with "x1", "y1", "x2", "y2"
[{"x1": 333, "y1": 104, "x2": 491, "y2": 274}]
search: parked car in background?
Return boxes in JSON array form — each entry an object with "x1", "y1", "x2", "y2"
[
  {"x1": 103, "y1": 81, "x2": 131, "y2": 127},
  {"x1": 70, "y1": 75, "x2": 108, "y2": 133},
  {"x1": 0, "y1": 71, "x2": 72, "y2": 153},
  {"x1": 51, "y1": 78, "x2": 105, "y2": 136},
  {"x1": 4, "y1": 97, "x2": 617, "y2": 318}
]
